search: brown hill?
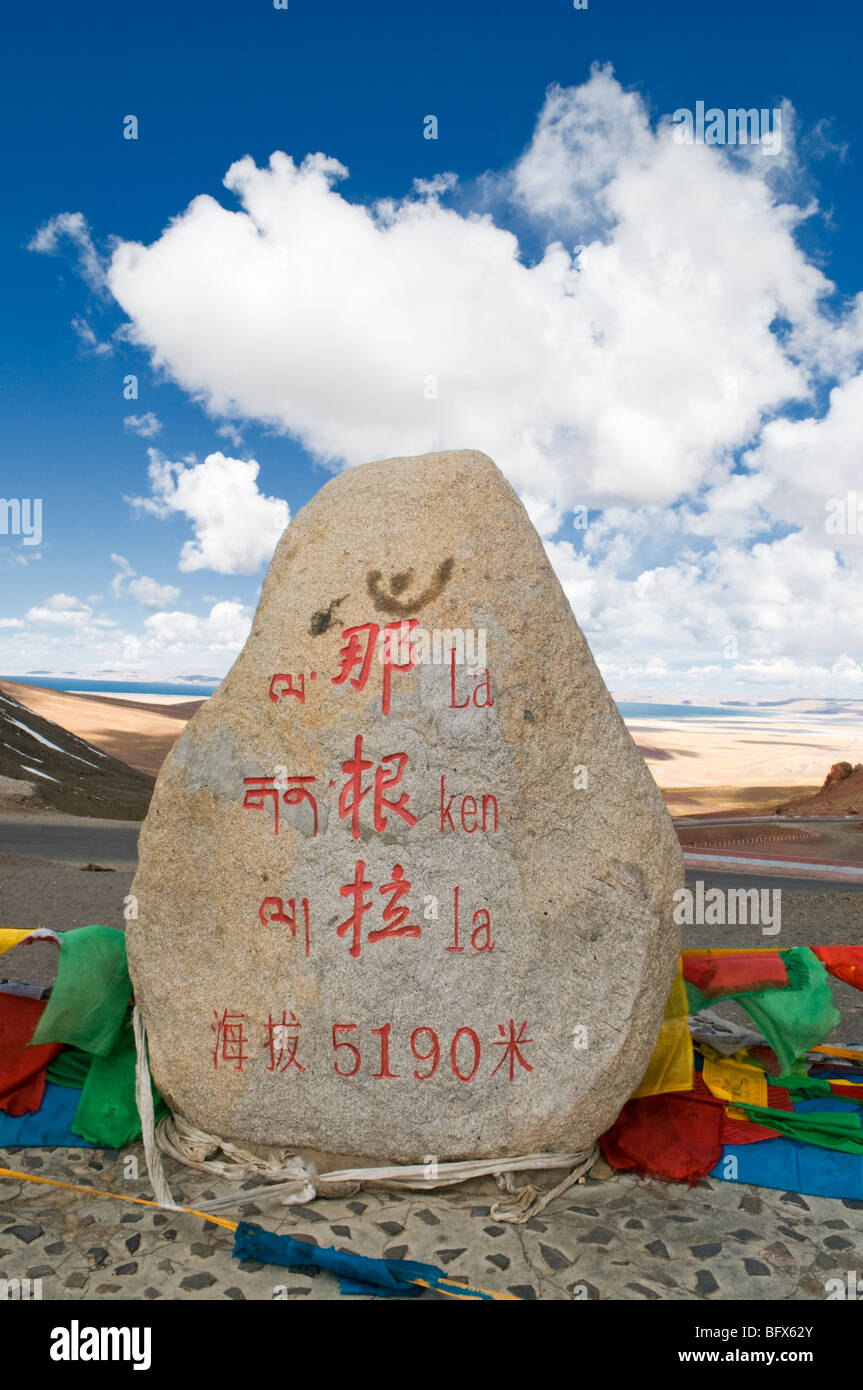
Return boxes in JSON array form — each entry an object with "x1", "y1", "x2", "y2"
[
  {"x1": 774, "y1": 761, "x2": 863, "y2": 816},
  {"x1": 0, "y1": 679, "x2": 202, "y2": 776},
  {"x1": 0, "y1": 686, "x2": 154, "y2": 819}
]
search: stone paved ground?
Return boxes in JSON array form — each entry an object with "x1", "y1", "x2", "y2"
[{"x1": 1, "y1": 1144, "x2": 862, "y2": 1301}]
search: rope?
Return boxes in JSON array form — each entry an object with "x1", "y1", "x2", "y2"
[
  {"x1": 133, "y1": 1005, "x2": 596, "y2": 1222},
  {"x1": 490, "y1": 1147, "x2": 597, "y2": 1223},
  {"x1": 0, "y1": 1165, "x2": 239, "y2": 1231},
  {"x1": 133, "y1": 1006, "x2": 182, "y2": 1211},
  {"x1": 157, "y1": 1110, "x2": 317, "y2": 1204}
]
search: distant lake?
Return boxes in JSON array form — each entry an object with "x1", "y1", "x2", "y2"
[
  {"x1": 0, "y1": 681, "x2": 784, "y2": 715},
  {"x1": 617, "y1": 702, "x2": 769, "y2": 719},
  {"x1": 1, "y1": 676, "x2": 219, "y2": 697}
]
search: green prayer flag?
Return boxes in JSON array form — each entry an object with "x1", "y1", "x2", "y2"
[
  {"x1": 28, "y1": 923, "x2": 165, "y2": 1146},
  {"x1": 735, "y1": 949, "x2": 840, "y2": 1077},
  {"x1": 31, "y1": 924, "x2": 132, "y2": 1057},
  {"x1": 735, "y1": 1101, "x2": 863, "y2": 1155},
  {"x1": 688, "y1": 948, "x2": 840, "y2": 1079},
  {"x1": 71, "y1": 1011, "x2": 166, "y2": 1148},
  {"x1": 46, "y1": 1044, "x2": 92, "y2": 1089}
]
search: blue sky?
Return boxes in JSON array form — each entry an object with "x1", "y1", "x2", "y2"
[{"x1": 3, "y1": 0, "x2": 863, "y2": 695}]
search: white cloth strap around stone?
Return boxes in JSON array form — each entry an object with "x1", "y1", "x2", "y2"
[{"x1": 133, "y1": 1006, "x2": 597, "y2": 1223}]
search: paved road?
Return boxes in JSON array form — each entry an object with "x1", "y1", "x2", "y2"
[
  {"x1": 1, "y1": 810, "x2": 860, "y2": 890},
  {"x1": 675, "y1": 815, "x2": 863, "y2": 828},
  {"x1": 0, "y1": 815, "x2": 140, "y2": 867},
  {"x1": 686, "y1": 868, "x2": 863, "y2": 894}
]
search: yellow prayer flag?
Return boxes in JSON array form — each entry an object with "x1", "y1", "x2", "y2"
[
  {"x1": 702, "y1": 1050, "x2": 768, "y2": 1107},
  {"x1": 631, "y1": 964, "x2": 693, "y2": 1098}
]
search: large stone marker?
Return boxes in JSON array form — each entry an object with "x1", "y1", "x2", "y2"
[{"x1": 127, "y1": 450, "x2": 682, "y2": 1161}]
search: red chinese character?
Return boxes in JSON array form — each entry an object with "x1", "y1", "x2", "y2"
[
  {"x1": 381, "y1": 619, "x2": 419, "y2": 715},
  {"x1": 338, "y1": 735, "x2": 417, "y2": 840},
  {"x1": 332, "y1": 624, "x2": 379, "y2": 693},
  {"x1": 259, "y1": 896, "x2": 311, "y2": 957},
  {"x1": 212, "y1": 1009, "x2": 248, "y2": 1071},
  {"x1": 243, "y1": 775, "x2": 318, "y2": 837},
  {"x1": 336, "y1": 859, "x2": 373, "y2": 959},
  {"x1": 373, "y1": 751, "x2": 417, "y2": 833},
  {"x1": 368, "y1": 864, "x2": 421, "y2": 944},
  {"x1": 337, "y1": 735, "x2": 373, "y2": 840},
  {"x1": 264, "y1": 1010, "x2": 306, "y2": 1073},
  {"x1": 269, "y1": 673, "x2": 306, "y2": 704},
  {"x1": 490, "y1": 1020, "x2": 534, "y2": 1081}
]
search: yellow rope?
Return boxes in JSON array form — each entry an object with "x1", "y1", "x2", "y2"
[
  {"x1": 681, "y1": 947, "x2": 782, "y2": 956},
  {"x1": 0, "y1": 1165, "x2": 239, "y2": 1230},
  {"x1": 0, "y1": 1166, "x2": 517, "y2": 1300}
]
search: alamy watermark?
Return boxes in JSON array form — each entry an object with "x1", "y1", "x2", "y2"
[
  {"x1": 673, "y1": 881, "x2": 781, "y2": 936},
  {"x1": 50, "y1": 1322, "x2": 151, "y2": 1369},
  {"x1": 0, "y1": 1276, "x2": 42, "y2": 1300},
  {"x1": 672, "y1": 103, "x2": 782, "y2": 153},
  {"x1": 826, "y1": 1272, "x2": 863, "y2": 1299},
  {"x1": 0, "y1": 497, "x2": 42, "y2": 546},
  {"x1": 826, "y1": 492, "x2": 863, "y2": 535},
  {"x1": 378, "y1": 623, "x2": 487, "y2": 669}
]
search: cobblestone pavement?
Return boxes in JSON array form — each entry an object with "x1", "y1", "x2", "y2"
[{"x1": 1, "y1": 1144, "x2": 862, "y2": 1301}]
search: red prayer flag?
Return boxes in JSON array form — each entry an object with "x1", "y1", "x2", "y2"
[
  {"x1": 600, "y1": 1075, "x2": 794, "y2": 1182},
  {"x1": 812, "y1": 946, "x2": 863, "y2": 992},
  {"x1": 600, "y1": 1093, "x2": 724, "y2": 1183},
  {"x1": 0, "y1": 993, "x2": 62, "y2": 1116},
  {"x1": 682, "y1": 951, "x2": 788, "y2": 999}
]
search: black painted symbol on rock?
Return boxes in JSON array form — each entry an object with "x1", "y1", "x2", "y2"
[
  {"x1": 366, "y1": 559, "x2": 455, "y2": 616},
  {"x1": 309, "y1": 594, "x2": 349, "y2": 637}
]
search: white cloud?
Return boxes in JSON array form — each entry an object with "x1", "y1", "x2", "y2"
[
  {"x1": 127, "y1": 450, "x2": 289, "y2": 574},
  {"x1": 143, "y1": 600, "x2": 253, "y2": 651},
  {"x1": 41, "y1": 593, "x2": 88, "y2": 612},
  {"x1": 546, "y1": 526, "x2": 863, "y2": 698},
  {"x1": 110, "y1": 553, "x2": 180, "y2": 608},
  {"x1": 127, "y1": 575, "x2": 181, "y2": 608},
  {"x1": 39, "y1": 68, "x2": 863, "y2": 696},
  {"x1": 105, "y1": 68, "x2": 853, "y2": 538},
  {"x1": 216, "y1": 422, "x2": 244, "y2": 447},
  {"x1": 25, "y1": 594, "x2": 115, "y2": 629},
  {"x1": 71, "y1": 316, "x2": 112, "y2": 357},
  {"x1": 508, "y1": 69, "x2": 655, "y2": 235},
  {"x1": 742, "y1": 373, "x2": 863, "y2": 545},
  {"x1": 110, "y1": 555, "x2": 134, "y2": 597},
  {"x1": 28, "y1": 211, "x2": 108, "y2": 291},
  {"x1": 124, "y1": 412, "x2": 162, "y2": 438},
  {"x1": 0, "y1": 618, "x2": 25, "y2": 628},
  {"x1": 412, "y1": 172, "x2": 459, "y2": 198}
]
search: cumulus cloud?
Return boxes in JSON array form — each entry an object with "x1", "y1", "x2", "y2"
[
  {"x1": 143, "y1": 599, "x2": 253, "y2": 651},
  {"x1": 547, "y1": 527, "x2": 863, "y2": 696},
  {"x1": 25, "y1": 594, "x2": 115, "y2": 629},
  {"x1": 126, "y1": 450, "x2": 289, "y2": 574},
  {"x1": 105, "y1": 68, "x2": 853, "y2": 537},
  {"x1": 123, "y1": 412, "x2": 162, "y2": 438},
  {"x1": 741, "y1": 373, "x2": 863, "y2": 546},
  {"x1": 110, "y1": 553, "x2": 180, "y2": 608},
  {"x1": 38, "y1": 67, "x2": 863, "y2": 695},
  {"x1": 508, "y1": 68, "x2": 656, "y2": 235}
]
